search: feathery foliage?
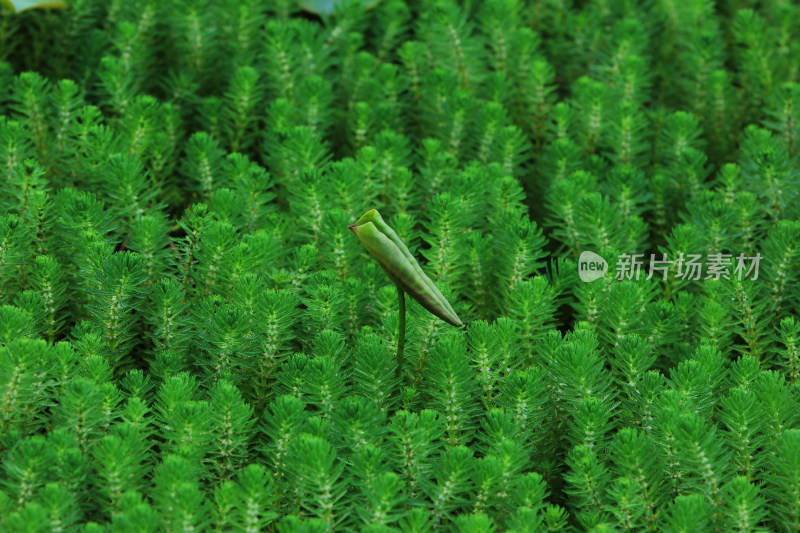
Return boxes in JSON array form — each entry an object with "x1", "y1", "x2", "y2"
[{"x1": 1, "y1": 0, "x2": 800, "y2": 530}]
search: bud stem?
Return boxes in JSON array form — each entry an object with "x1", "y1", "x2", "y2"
[{"x1": 396, "y1": 285, "x2": 405, "y2": 379}]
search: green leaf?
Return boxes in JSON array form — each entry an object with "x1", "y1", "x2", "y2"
[
  {"x1": 349, "y1": 209, "x2": 462, "y2": 327},
  {"x1": 298, "y1": 0, "x2": 378, "y2": 17},
  {"x1": 0, "y1": 0, "x2": 68, "y2": 11}
]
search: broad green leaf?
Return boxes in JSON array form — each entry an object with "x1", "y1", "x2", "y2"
[
  {"x1": 349, "y1": 209, "x2": 462, "y2": 327},
  {"x1": 0, "y1": 0, "x2": 68, "y2": 11},
  {"x1": 298, "y1": 0, "x2": 379, "y2": 16}
]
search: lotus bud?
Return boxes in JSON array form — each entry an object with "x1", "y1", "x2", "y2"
[{"x1": 348, "y1": 209, "x2": 462, "y2": 327}]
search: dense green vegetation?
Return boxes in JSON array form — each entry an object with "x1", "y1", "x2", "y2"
[{"x1": 1, "y1": 0, "x2": 800, "y2": 531}]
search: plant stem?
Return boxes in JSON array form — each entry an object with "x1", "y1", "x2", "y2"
[{"x1": 396, "y1": 285, "x2": 405, "y2": 379}]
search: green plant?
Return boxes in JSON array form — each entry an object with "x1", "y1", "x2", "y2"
[
  {"x1": 2, "y1": 0, "x2": 800, "y2": 530},
  {"x1": 349, "y1": 208, "x2": 461, "y2": 378}
]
